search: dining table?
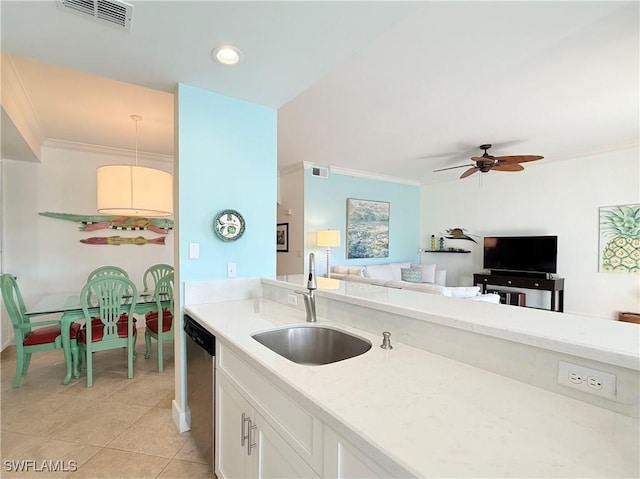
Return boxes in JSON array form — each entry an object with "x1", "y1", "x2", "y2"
[{"x1": 26, "y1": 290, "x2": 170, "y2": 385}]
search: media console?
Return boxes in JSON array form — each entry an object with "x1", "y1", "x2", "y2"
[{"x1": 473, "y1": 273, "x2": 565, "y2": 312}]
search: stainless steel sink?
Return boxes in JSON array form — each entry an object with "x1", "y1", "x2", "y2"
[{"x1": 251, "y1": 325, "x2": 372, "y2": 365}]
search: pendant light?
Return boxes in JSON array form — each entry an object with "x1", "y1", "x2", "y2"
[{"x1": 96, "y1": 115, "x2": 173, "y2": 217}]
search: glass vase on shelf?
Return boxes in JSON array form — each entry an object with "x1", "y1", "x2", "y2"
[
  {"x1": 430, "y1": 235, "x2": 436, "y2": 251},
  {"x1": 438, "y1": 237, "x2": 444, "y2": 251}
]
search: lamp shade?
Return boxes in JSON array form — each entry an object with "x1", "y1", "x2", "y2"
[
  {"x1": 317, "y1": 230, "x2": 341, "y2": 247},
  {"x1": 97, "y1": 165, "x2": 173, "y2": 217}
]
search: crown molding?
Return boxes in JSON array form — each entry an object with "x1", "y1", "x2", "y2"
[
  {"x1": 1, "y1": 54, "x2": 45, "y2": 161},
  {"x1": 278, "y1": 161, "x2": 306, "y2": 176},
  {"x1": 43, "y1": 138, "x2": 173, "y2": 163},
  {"x1": 328, "y1": 165, "x2": 421, "y2": 186}
]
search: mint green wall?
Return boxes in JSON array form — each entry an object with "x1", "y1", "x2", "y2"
[
  {"x1": 304, "y1": 169, "x2": 420, "y2": 269},
  {"x1": 177, "y1": 84, "x2": 277, "y2": 281}
]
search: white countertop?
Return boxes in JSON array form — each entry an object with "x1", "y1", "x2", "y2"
[
  {"x1": 268, "y1": 275, "x2": 640, "y2": 370},
  {"x1": 186, "y1": 298, "x2": 639, "y2": 478}
]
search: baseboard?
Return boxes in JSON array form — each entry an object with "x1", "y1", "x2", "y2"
[{"x1": 172, "y1": 399, "x2": 191, "y2": 433}]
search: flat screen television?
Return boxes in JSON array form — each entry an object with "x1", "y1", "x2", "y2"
[{"x1": 483, "y1": 235, "x2": 558, "y2": 275}]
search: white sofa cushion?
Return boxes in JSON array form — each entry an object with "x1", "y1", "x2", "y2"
[
  {"x1": 388, "y1": 262, "x2": 412, "y2": 281},
  {"x1": 467, "y1": 293, "x2": 501, "y2": 303},
  {"x1": 445, "y1": 286, "x2": 481, "y2": 298},
  {"x1": 364, "y1": 264, "x2": 394, "y2": 281},
  {"x1": 411, "y1": 263, "x2": 436, "y2": 283}
]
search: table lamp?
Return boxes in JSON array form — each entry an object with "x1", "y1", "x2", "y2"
[{"x1": 317, "y1": 230, "x2": 341, "y2": 278}]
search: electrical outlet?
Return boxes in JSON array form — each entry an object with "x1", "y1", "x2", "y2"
[
  {"x1": 287, "y1": 294, "x2": 298, "y2": 305},
  {"x1": 557, "y1": 361, "x2": 617, "y2": 399}
]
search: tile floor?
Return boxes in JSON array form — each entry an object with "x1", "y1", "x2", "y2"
[{"x1": 1, "y1": 340, "x2": 215, "y2": 479}]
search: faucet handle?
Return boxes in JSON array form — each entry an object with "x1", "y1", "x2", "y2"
[{"x1": 380, "y1": 331, "x2": 393, "y2": 350}]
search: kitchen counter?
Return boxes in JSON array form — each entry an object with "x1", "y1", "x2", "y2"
[{"x1": 186, "y1": 298, "x2": 639, "y2": 478}]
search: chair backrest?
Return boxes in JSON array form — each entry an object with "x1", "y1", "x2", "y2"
[
  {"x1": 154, "y1": 272, "x2": 174, "y2": 313},
  {"x1": 143, "y1": 264, "x2": 174, "y2": 292},
  {"x1": 0, "y1": 274, "x2": 30, "y2": 339},
  {"x1": 80, "y1": 276, "x2": 137, "y2": 342},
  {"x1": 87, "y1": 266, "x2": 129, "y2": 282}
]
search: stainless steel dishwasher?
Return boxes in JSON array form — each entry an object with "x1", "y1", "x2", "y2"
[{"x1": 184, "y1": 314, "x2": 215, "y2": 471}]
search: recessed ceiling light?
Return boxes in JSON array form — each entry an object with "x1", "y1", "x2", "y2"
[{"x1": 212, "y1": 45, "x2": 241, "y2": 65}]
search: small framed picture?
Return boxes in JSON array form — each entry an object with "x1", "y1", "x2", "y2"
[{"x1": 276, "y1": 223, "x2": 289, "y2": 252}]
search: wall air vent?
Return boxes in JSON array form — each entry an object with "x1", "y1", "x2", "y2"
[
  {"x1": 57, "y1": 0, "x2": 134, "y2": 32},
  {"x1": 311, "y1": 166, "x2": 329, "y2": 179}
]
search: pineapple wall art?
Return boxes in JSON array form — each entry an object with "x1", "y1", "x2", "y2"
[{"x1": 599, "y1": 204, "x2": 640, "y2": 273}]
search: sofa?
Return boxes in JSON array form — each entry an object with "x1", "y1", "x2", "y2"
[{"x1": 331, "y1": 262, "x2": 500, "y2": 303}]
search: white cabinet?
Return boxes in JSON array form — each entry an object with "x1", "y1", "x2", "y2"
[
  {"x1": 323, "y1": 426, "x2": 396, "y2": 479},
  {"x1": 216, "y1": 373, "x2": 319, "y2": 479},
  {"x1": 216, "y1": 341, "x2": 404, "y2": 479}
]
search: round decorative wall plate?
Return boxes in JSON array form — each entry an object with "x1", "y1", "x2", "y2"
[{"x1": 213, "y1": 209, "x2": 245, "y2": 241}]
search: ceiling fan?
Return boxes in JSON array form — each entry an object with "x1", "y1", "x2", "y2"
[{"x1": 434, "y1": 144, "x2": 543, "y2": 179}]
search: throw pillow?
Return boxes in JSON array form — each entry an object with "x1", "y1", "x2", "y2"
[
  {"x1": 401, "y1": 267, "x2": 422, "y2": 283},
  {"x1": 364, "y1": 264, "x2": 394, "y2": 281},
  {"x1": 333, "y1": 266, "x2": 350, "y2": 274},
  {"x1": 388, "y1": 262, "x2": 412, "y2": 281},
  {"x1": 348, "y1": 267, "x2": 365, "y2": 277},
  {"x1": 411, "y1": 263, "x2": 436, "y2": 283}
]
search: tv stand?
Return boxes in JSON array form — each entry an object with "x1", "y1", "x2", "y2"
[
  {"x1": 473, "y1": 273, "x2": 565, "y2": 312},
  {"x1": 489, "y1": 270, "x2": 549, "y2": 279}
]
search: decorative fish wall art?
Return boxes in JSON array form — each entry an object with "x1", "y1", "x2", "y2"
[
  {"x1": 80, "y1": 236, "x2": 166, "y2": 246},
  {"x1": 39, "y1": 212, "x2": 174, "y2": 234}
]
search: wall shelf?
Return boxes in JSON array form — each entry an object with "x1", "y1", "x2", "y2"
[{"x1": 421, "y1": 249, "x2": 471, "y2": 254}]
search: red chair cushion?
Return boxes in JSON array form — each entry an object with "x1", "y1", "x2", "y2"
[
  {"x1": 90, "y1": 314, "x2": 136, "y2": 327},
  {"x1": 69, "y1": 322, "x2": 82, "y2": 340},
  {"x1": 23, "y1": 324, "x2": 61, "y2": 346},
  {"x1": 78, "y1": 321, "x2": 136, "y2": 343},
  {"x1": 145, "y1": 309, "x2": 173, "y2": 333},
  {"x1": 23, "y1": 322, "x2": 82, "y2": 346}
]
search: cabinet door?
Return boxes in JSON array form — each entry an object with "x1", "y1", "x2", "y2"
[
  {"x1": 324, "y1": 426, "x2": 395, "y2": 479},
  {"x1": 253, "y1": 410, "x2": 320, "y2": 479},
  {"x1": 216, "y1": 374, "x2": 252, "y2": 479}
]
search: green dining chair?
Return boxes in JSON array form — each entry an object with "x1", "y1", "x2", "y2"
[
  {"x1": 87, "y1": 265, "x2": 129, "y2": 281},
  {"x1": 77, "y1": 276, "x2": 138, "y2": 387},
  {"x1": 144, "y1": 272, "x2": 174, "y2": 372},
  {"x1": 0, "y1": 274, "x2": 80, "y2": 388},
  {"x1": 142, "y1": 264, "x2": 173, "y2": 294}
]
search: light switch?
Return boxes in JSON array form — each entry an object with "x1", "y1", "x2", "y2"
[
  {"x1": 189, "y1": 243, "x2": 199, "y2": 259},
  {"x1": 227, "y1": 263, "x2": 236, "y2": 278}
]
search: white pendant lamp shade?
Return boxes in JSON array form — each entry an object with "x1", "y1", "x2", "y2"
[
  {"x1": 97, "y1": 165, "x2": 172, "y2": 217},
  {"x1": 97, "y1": 114, "x2": 173, "y2": 217}
]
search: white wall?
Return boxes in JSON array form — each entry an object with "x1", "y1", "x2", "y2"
[
  {"x1": 420, "y1": 148, "x2": 639, "y2": 319},
  {"x1": 2, "y1": 143, "x2": 173, "y2": 349},
  {"x1": 276, "y1": 167, "x2": 304, "y2": 275}
]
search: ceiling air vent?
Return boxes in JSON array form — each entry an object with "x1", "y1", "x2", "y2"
[
  {"x1": 57, "y1": 0, "x2": 134, "y2": 32},
  {"x1": 311, "y1": 166, "x2": 329, "y2": 179}
]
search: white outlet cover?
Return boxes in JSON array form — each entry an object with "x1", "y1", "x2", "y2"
[{"x1": 557, "y1": 361, "x2": 617, "y2": 400}]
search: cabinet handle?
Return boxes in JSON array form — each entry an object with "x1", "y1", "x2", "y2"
[
  {"x1": 241, "y1": 412, "x2": 250, "y2": 447},
  {"x1": 247, "y1": 419, "x2": 257, "y2": 456},
  {"x1": 534, "y1": 283, "x2": 539, "y2": 287},
  {"x1": 507, "y1": 280, "x2": 512, "y2": 284}
]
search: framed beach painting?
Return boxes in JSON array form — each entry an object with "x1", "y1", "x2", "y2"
[
  {"x1": 276, "y1": 223, "x2": 289, "y2": 252},
  {"x1": 346, "y1": 198, "x2": 389, "y2": 259},
  {"x1": 599, "y1": 203, "x2": 640, "y2": 272}
]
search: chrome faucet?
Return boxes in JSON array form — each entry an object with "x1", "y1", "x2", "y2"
[{"x1": 296, "y1": 252, "x2": 317, "y2": 322}]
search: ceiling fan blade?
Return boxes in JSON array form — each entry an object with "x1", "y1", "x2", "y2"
[
  {"x1": 492, "y1": 163, "x2": 524, "y2": 172},
  {"x1": 494, "y1": 155, "x2": 543, "y2": 164},
  {"x1": 460, "y1": 167, "x2": 479, "y2": 178},
  {"x1": 433, "y1": 164, "x2": 474, "y2": 172}
]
